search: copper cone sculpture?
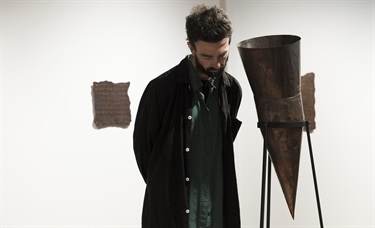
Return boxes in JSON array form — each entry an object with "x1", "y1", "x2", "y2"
[{"x1": 237, "y1": 35, "x2": 303, "y2": 218}]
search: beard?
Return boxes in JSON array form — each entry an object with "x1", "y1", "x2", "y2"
[{"x1": 194, "y1": 55, "x2": 228, "y2": 78}]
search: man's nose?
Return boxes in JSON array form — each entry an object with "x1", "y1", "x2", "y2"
[{"x1": 212, "y1": 58, "x2": 223, "y2": 69}]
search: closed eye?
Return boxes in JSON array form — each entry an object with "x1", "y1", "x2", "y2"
[{"x1": 202, "y1": 55, "x2": 213, "y2": 60}]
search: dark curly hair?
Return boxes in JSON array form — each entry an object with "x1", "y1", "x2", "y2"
[{"x1": 185, "y1": 4, "x2": 232, "y2": 47}]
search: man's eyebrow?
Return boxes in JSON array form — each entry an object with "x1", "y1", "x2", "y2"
[
  {"x1": 200, "y1": 53, "x2": 213, "y2": 57},
  {"x1": 219, "y1": 51, "x2": 228, "y2": 56},
  {"x1": 200, "y1": 51, "x2": 228, "y2": 58}
]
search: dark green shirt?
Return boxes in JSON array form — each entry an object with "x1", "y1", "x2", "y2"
[{"x1": 188, "y1": 56, "x2": 224, "y2": 228}]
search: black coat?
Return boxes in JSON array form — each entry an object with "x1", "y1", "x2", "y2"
[{"x1": 133, "y1": 57, "x2": 242, "y2": 228}]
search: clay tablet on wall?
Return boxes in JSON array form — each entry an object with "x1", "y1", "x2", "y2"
[
  {"x1": 92, "y1": 81, "x2": 131, "y2": 129},
  {"x1": 301, "y1": 72, "x2": 316, "y2": 132}
]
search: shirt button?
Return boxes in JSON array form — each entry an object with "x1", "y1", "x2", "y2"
[
  {"x1": 186, "y1": 209, "x2": 190, "y2": 214},
  {"x1": 187, "y1": 115, "x2": 192, "y2": 120},
  {"x1": 185, "y1": 177, "x2": 190, "y2": 182},
  {"x1": 185, "y1": 147, "x2": 190, "y2": 152}
]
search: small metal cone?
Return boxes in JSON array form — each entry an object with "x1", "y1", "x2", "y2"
[{"x1": 265, "y1": 127, "x2": 302, "y2": 218}]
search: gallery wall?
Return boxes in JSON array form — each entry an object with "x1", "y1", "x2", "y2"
[
  {"x1": 227, "y1": 1, "x2": 374, "y2": 227},
  {"x1": 1, "y1": 0, "x2": 374, "y2": 227}
]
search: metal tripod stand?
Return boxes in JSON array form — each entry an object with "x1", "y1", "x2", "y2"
[{"x1": 257, "y1": 121, "x2": 324, "y2": 228}]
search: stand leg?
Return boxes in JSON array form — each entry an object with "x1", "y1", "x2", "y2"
[
  {"x1": 305, "y1": 121, "x2": 324, "y2": 228},
  {"x1": 260, "y1": 123, "x2": 269, "y2": 228},
  {"x1": 267, "y1": 156, "x2": 272, "y2": 228}
]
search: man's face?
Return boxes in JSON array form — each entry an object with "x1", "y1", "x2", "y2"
[{"x1": 189, "y1": 38, "x2": 230, "y2": 80}]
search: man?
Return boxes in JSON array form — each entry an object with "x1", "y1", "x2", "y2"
[{"x1": 133, "y1": 4, "x2": 242, "y2": 228}]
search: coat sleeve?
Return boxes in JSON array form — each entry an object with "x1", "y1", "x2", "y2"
[
  {"x1": 230, "y1": 77, "x2": 243, "y2": 141},
  {"x1": 133, "y1": 81, "x2": 162, "y2": 183}
]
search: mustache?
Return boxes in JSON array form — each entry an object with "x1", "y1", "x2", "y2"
[
  {"x1": 205, "y1": 67, "x2": 225, "y2": 78},
  {"x1": 207, "y1": 66, "x2": 224, "y2": 72}
]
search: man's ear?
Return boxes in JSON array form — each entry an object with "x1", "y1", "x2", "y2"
[{"x1": 187, "y1": 42, "x2": 195, "y2": 55}]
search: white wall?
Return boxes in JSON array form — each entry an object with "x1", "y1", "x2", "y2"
[
  {"x1": 0, "y1": 0, "x2": 218, "y2": 226},
  {"x1": 0, "y1": 0, "x2": 373, "y2": 228},
  {"x1": 227, "y1": 1, "x2": 374, "y2": 228}
]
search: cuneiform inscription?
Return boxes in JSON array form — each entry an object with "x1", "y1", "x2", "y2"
[{"x1": 92, "y1": 81, "x2": 131, "y2": 129}]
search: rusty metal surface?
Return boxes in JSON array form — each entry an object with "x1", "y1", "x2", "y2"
[
  {"x1": 237, "y1": 35, "x2": 303, "y2": 218},
  {"x1": 301, "y1": 72, "x2": 316, "y2": 132},
  {"x1": 92, "y1": 81, "x2": 131, "y2": 129}
]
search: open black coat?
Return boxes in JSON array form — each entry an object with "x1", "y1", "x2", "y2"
[{"x1": 133, "y1": 57, "x2": 242, "y2": 228}]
